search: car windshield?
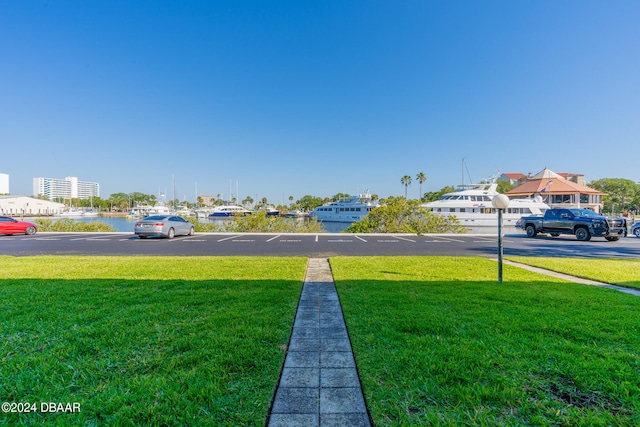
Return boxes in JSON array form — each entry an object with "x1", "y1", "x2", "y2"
[
  {"x1": 569, "y1": 209, "x2": 601, "y2": 218},
  {"x1": 145, "y1": 215, "x2": 167, "y2": 221}
]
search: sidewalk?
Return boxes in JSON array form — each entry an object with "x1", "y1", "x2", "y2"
[
  {"x1": 504, "y1": 260, "x2": 640, "y2": 296},
  {"x1": 267, "y1": 258, "x2": 371, "y2": 427}
]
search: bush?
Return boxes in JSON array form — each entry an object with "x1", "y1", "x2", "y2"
[
  {"x1": 34, "y1": 218, "x2": 116, "y2": 232},
  {"x1": 346, "y1": 197, "x2": 465, "y2": 234},
  {"x1": 192, "y1": 212, "x2": 325, "y2": 233}
]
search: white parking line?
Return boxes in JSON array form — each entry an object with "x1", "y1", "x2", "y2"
[
  {"x1": 392, "y1": 236, "x2": 416, "y2": 242},
  {"x1": 280, "y1": 239, "x2": 301, "y2": 242},
  {"x1": 328, "y1": 239, "x2": 353, "y2": 243},
  {"x1": 432, "y1": 236, "x2": 466, "y2": 243},
  {"x1": 315, "y1": 235, "x2": 319, "y2": 242},
  {"x1": 267, "y1": 235, "x2": 281, "y2": 242},
  {"x1": 232, "y1": 239, "x2": 255, "y2": 242},
  {"x1": 377, "y1": 239, "x2": 399, "y2": 243},
  {"x1": 167, "y1": 236, "x2": 196, "y2": 243},
  {"x1": 472, "y1": 238, "x2": 515, "y2": 243},
  {"x1": 471, "y1": 236, "x2": 497, "y2": 242},
  {"x1": 218, "y1": 235, "x2": 243, "y2": 242},
  {"x1": 354, "y1": 235, "x2": 367, "y2": 242}
]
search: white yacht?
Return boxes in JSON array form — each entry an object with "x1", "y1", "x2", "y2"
[
  {"x1": 174, "y1": 205, "x2": 195, "y2": 217},
  {"x1": 195, "y1": 207, "x2": 215, "y2": 218},
  {"x1": 310, "y1": 192, "x2": 379, "y2": 223},
  {"x1": 208, "y1": 205, "x2": 252, "y2": 218},
  {"x1": 148, "y1": 205, "x2": 171, "y2": 215},
  {"x1": 82, "y1": 208, "x2": 99, "y2": 217},
  {"x1": 57, "y1": 208, "x2": 85, "y2": 218},
  {"x1": 128, "y1": 204, "x2": 170, "y2": 218},
  {"x1": 421, "y1": 182, "x2": 549, "y2": 229}
]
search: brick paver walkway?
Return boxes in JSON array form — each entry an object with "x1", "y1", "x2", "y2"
[{"x1": 267, "y1": 258, "x2": 371, "y2": 427}]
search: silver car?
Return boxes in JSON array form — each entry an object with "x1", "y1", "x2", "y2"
[{"x1": 134, "y1": 215, "x2": 195, "y2": 239}]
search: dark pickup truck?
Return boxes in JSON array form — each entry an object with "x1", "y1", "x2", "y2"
[{"x1": 517, "y1": 208, "x2": 626, "y2": 241}]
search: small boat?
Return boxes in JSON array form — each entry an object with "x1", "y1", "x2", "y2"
[
  {"x1": 259, "y1": 206, "x2": 280, "y2": 216},
  {"x1": 57, "y1": 208, "x2": 85, "y2": 218},
  {"x1": 128, "y1": 204, "x2": 171, "y2": 218},
  {"x1": 282, "y1": 210, "x2": 309, "y2": 218},
  {"x1": 208, "y1": 205, "x2": 252, "y2": 218},
  {"x1": 148, "y1": 205, "x2": 171, "y2": 215},
  {"x1": 309, "y1": 191, "x2": 379, "y2": 223},
  {"x1": 82, "y1": 209, "x2": 99, "y2": 217},
  {"x1": 174, "y1": 205, "x2": 195, "y2": 217},
  {"x1": 195, "y1": 207, "x2": 214, "y2": 218}
]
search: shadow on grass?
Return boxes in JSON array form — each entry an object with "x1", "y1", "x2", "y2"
[
  {"x1": 336, "y1": 278, "x2": 640, "y2": 426},
  {"x1": 1, "y1": 278, "x2": 302, "y2": 427}
]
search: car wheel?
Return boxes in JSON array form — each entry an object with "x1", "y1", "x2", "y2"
[
  {"x1": 634, "y1": 228, "x2": 640, "y2": 238},
  {"x1": 25, "y1": 226, "x2": 37, "y2": 235},
  {"x1": 188, "y1": 226, "x2": 195, "y2": 236},
  {"x1": 575, "y1": 227, "x2": 591, "y2": 241},
  {"x1": 525, "y1": 224, "x2": 537, "y2": 238},
  {"x1": 605, "y1": 236, "x2": 620, "y2": 242},
  {"x1": 167, "y1": 228, "x2": 175, "y2": 239}
]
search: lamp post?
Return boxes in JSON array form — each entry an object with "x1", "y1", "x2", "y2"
[{"x1": 492, "y1": 194, "x2": 510, "y2": 282}]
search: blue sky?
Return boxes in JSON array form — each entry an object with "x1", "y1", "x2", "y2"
[{"x1": 1, "y1": 1, "x2": 638, "y2": 203}]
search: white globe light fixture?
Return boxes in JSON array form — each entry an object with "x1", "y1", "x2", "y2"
[{"x1": 491, "y1": 194, "x2": 510, "y2": 282}]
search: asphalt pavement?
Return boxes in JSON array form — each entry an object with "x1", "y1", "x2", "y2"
[{"x1": 2, "y1": 232, "x2": 640, "y2": 258}]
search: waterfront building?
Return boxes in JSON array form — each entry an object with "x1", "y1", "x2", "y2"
[
  {"x1": 506, "y1": 168, "x2": 603, "y2": 213},
  {"x1": 0, "y1": 196, "x2": 65, "y2": 216},
  {"x1": 33, "y1": 176, "x2": 100, "y2": 200},
  {"x1": 498, "y1": 172, "x2": 527, "y2": 186},
  {"x1": 0, "y1": 173, "x2": 8, "y2": 194}
]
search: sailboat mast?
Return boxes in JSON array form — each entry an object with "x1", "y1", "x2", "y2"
[{"x1": 172, "y1": 175, "x2": 175, "y2": 208}]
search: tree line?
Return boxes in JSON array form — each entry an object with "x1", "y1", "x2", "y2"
[{"x1": 37, "y1": 177, "x2": 640, "y2": 215}]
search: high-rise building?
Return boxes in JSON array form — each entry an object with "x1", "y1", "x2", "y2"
[
  {"x1": 0, "y1": 173, "x2": 8, "y2": 194},
  {"x1": 33, "y1": 176, "x2": 100, "y2": 200}
]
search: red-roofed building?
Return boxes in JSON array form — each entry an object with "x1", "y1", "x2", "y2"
[
  {"x1": 506, "y1": 168, "x2": 604, "y2": 212},
  {"x1": 498, "y1": 173, "x2": 528, "y2": 186}
]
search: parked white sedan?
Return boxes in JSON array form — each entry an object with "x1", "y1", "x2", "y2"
[{"x1": 134, "y1": 215, "x2": 195, "y2": 239}]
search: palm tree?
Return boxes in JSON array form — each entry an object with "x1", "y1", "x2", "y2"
[
  {"x1": 401, "y1": 175, "x2": 412, "y2": 198},
  {"x1": 416, "y1": 172, "x2": 427, "y2": 200}
]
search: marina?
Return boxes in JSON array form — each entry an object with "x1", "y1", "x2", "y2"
[{"x1": 45, "y1": 215, "x2": 352, "y2": 233}]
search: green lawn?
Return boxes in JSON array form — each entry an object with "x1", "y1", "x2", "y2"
[
  {"x1": 507, "y1": 256, "x2": 640, "y2": 290},
  {"x1": 3, "y1": 255, "x2": 639, "y2": 426},
  {"x1": 331, "y1": 256, "x2": 640, "y2": 426},
  {"x1": 0, "y1": 256, "x2": 307, "y2": 426}
]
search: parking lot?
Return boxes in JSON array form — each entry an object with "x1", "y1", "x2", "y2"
[{"x1": 3, "y1": 232, "x2": 640, "y2": 258}]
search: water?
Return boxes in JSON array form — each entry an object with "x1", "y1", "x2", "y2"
[
  {"x1": 49, "y1": 216, "x2": 351, "y2": 233},
  {"x1": 44, "y1": 216, "x2": 513, "y2": 235}
]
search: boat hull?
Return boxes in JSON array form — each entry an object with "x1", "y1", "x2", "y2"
[
  {"x1": 208, "y1": 212, "x2": 251, "y2": 218},
  {"x1": 310, "y1": 213, "x2": 367, "y2": 223}
]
